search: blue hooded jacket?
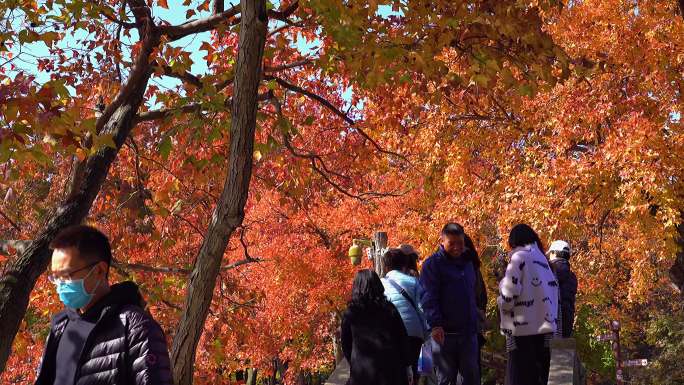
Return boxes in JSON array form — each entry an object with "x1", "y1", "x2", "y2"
[
  {"x1": 381, "y1": 270, "x2": 428, "y2": 339},
  {"x1": 419, "y1": 246, "x2": 478, "y2": 334}
]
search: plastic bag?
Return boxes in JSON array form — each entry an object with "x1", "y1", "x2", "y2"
[{"x1": 417, "y1": 338, "x2": 433, "y2": 375}]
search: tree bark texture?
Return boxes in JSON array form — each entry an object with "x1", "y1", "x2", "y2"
[
  {"x1": 169, "y1": 1, "x2": 267, "y2": 383},
  {"x1": 669, "y1": 212, "x2": 684, "y2": 294}
]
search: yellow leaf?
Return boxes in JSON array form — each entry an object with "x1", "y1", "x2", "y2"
[{"x1": 159, "y1": 0, "x2": 169, "y2": 9}]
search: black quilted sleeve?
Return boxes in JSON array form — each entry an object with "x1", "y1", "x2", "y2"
[{"x1": 125, "y1": 310, "x2": 174, "y2": 385}]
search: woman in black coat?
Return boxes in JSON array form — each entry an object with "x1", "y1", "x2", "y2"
[{"x1": 341, "y1": 269, "x2": 412, "y2": 385}]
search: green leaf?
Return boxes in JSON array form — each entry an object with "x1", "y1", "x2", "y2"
[
  {"x1": 4, "y1": 102, "x2": 19, "y2": 121},
  {"x1": 40, "y1": 31, "x2": 60, "y2": 46},
  {"x1": 207, "y1": 126, "x2": 221, "y2": 142},
  {"x1": 518, "y1": 83, "x2": 534, "y2": 97},
  {"x1": 91, "y1": 133, "x2": 116, "y2": 153},
  {"x1": 171, "y1": 199, "x2": 183, "y2": 214},
  {"x1": 471, "y1": 74, "x2": 489, "y2": 87},
  {"x1": 29, "y1": 149, "x2": 52, "y2": 166},
  {"x1": 158, "y1": 136, "x2": 172, "y2": 160}
]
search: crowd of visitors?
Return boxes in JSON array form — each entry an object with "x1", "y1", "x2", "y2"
[{"x1": 341, "y1": 222, "x2": 578, "y2": 385}]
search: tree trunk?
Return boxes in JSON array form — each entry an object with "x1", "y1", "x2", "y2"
[
  {"x1": 0, "y1": 30, "x2": 158, "y2": 374},
  {"x1": 246, "y1": 368, "x2": 258, "y2": 385},
  {"x1": 169, "y1": 1, "x2": 267, "y2": 383},
  {"x1": 669, "y1": 213, "x2": 684, "y2": 294},
  {"x1": 374, "y1": 231, "x2": 388, "y2": 277}
]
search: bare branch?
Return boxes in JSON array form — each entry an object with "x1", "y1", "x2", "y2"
[
  {"x1": 448, "y1": 114, "x2": 508, "y2": 122},
  {"x1": 0, "y1": 209, "x2": 20, "y2": 232},
  {"x1": 92, "y1": 1, "x2": 158, "y2": 135},
  {"x1": 113, "y1": 257, "x2": 262, "y2": 275},
  {"x1": 268, "y1": 1, "x2": 299, "y2": 21},
  {"x1": 267, "y1": 22, "x2": 301, "y2": 37},
  {"x1": 161, "y1": 65, "x2": 202, "y2": 87},
  {"x1": 0, "y1": 240, "x2": 31, "y2": 255},
  {"x1": 134, "y1": 92, "x2": 270, "y2": 122},
  {"x1": 173, "y1": 213, "x2": 205, "y2": 239},
  {"x1": 264, "y1": 59, "x2": 311, "y2": 72},
  {"x1": 135, "y1": 103, "x2": 203, "y2": 122},
  {"x1": 269, "y1": 75, "x2": 409, "y2": 163},
  {"x1": 213, "y1": 0, "x2": 224, "y2": 15},
  {"x1": 159, "y1": 5, "x2": 241, "y2": 42},
  {"x1": 102, "y1": 11, "x2": 137, "y2": 28},
  {"x1": 270, "y1": 95, "x2": 405, "y2": 201}
]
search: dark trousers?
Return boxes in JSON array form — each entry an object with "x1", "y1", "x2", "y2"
[
  {"x1": 431, "y1": 333, "x2": 480, "y2": 385},
  {"x1": 505, "y1": 334, "x2": 550, "y2": 385},
  {"x1": 407, "y1": 336, "x2": 423, "y2": 381}
]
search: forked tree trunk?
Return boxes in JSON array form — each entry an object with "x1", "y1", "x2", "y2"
[{"x1": 0, "y1": 20, "x2": 159, "y2": 371}]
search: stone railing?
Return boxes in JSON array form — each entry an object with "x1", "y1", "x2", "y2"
[
  {"x1": 548, "y1": 338, "x2": 587, "y2": 385},
  {"x1": 324, "y1": 358, "x2": 349, "y2": 385},
  {"x1": 325, "y1": 338, "x2": 586, "y2": 385}
]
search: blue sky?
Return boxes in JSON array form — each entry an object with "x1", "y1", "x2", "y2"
[
  {"x1": 6, "y1": 1, "x2": 400, "y2": 88},
  {"x1": 3, "y1": 1, "x2": 402, "y2": 113}
]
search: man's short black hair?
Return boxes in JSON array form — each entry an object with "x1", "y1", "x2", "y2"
[
  {"x1": 441, "y1": 222, "x2": 465, "y2": 237},
  {"x1": 383, "y1": 248, "x2": 407, "y2": 272},
  {"x1": 50, "y1": 225, "x2": 112, "y2": 266}
]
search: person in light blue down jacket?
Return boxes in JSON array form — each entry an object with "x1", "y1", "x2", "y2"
[{"x1": 381, "y1": 248, "x2": 427, "y2": 383}]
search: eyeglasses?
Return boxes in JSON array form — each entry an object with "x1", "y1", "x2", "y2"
[{"x1": 47, "y1": 261, "x2": 99, "y2": 284}]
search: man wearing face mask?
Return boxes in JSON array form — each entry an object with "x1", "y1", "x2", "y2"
[
  {"x1": 34, "y1": 225, "x2": 172, "y2": 385},
  {"x1": 420, "y1": 223, "x2": 480, "y2": 385}
]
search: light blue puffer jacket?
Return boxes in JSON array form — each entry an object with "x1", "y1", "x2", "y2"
[{"x1": 382, "y1": 270, "x2": 428, "y2": 339}]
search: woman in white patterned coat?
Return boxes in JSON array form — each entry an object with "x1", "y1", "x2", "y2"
[{"x1": 497, "y1": 224, "x2": 559, "y2": 385}]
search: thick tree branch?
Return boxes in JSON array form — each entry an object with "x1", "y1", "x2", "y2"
[
  {"x1": 268, "y1": 0, "x2": 299, "y2": 21},
  {"x1": 161, "y1": 65, "x2": 203, "y2": 87},
  {"x1": 213, "y1": 0, "x2": 224, "y2": 14},
  {"x1": 0, "y1": 0, "x2": 160, "y2": 372},
  {"x1": 135, "y1": 92, "x2": 270, "y2": 122},
  {"x1": 159, "y1": 5, "x2": 241, "y2": 42},
  {"x1": 135, "y1": 103, "x2": 203, "y2": 122},
  {"x1": 102, "y1": 11, "x2": 137, "y2": 28},
  {"x1": 670, "y1": 212, "x2": 684, "y2": 293},
  {"x1": 0, "y1": 209, "x2": 20, "y2": 232},
  {"x1": 113, "y1": 257, "x2": 261, "y2": 275},
  {"x1": 268, "y1": 75, "x2": 409, "y2": 163},
  {"x1": 170, "y1": 0, "x2": 268, "y2": 382}
]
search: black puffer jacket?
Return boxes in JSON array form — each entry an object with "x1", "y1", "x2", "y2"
[{"x1": 35, "y1": 281, "x2": 173, "y2": 385}]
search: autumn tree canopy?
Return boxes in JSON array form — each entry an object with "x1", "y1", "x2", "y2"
[{"x1": 1, "y1": 0, "x2": 683, "y2": 384}]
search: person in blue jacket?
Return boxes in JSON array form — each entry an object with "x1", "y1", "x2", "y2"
[
  {"x1": 381, "y1": 248, "x2": 427, "y2": 383},
  {"x1": 420, "y1": 223, "x2": 480, "y2": 385}
]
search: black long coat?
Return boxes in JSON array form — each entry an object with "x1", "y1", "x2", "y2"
[{"x1": 341, "y1": 301, "x2": 411, "y2": 385}]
